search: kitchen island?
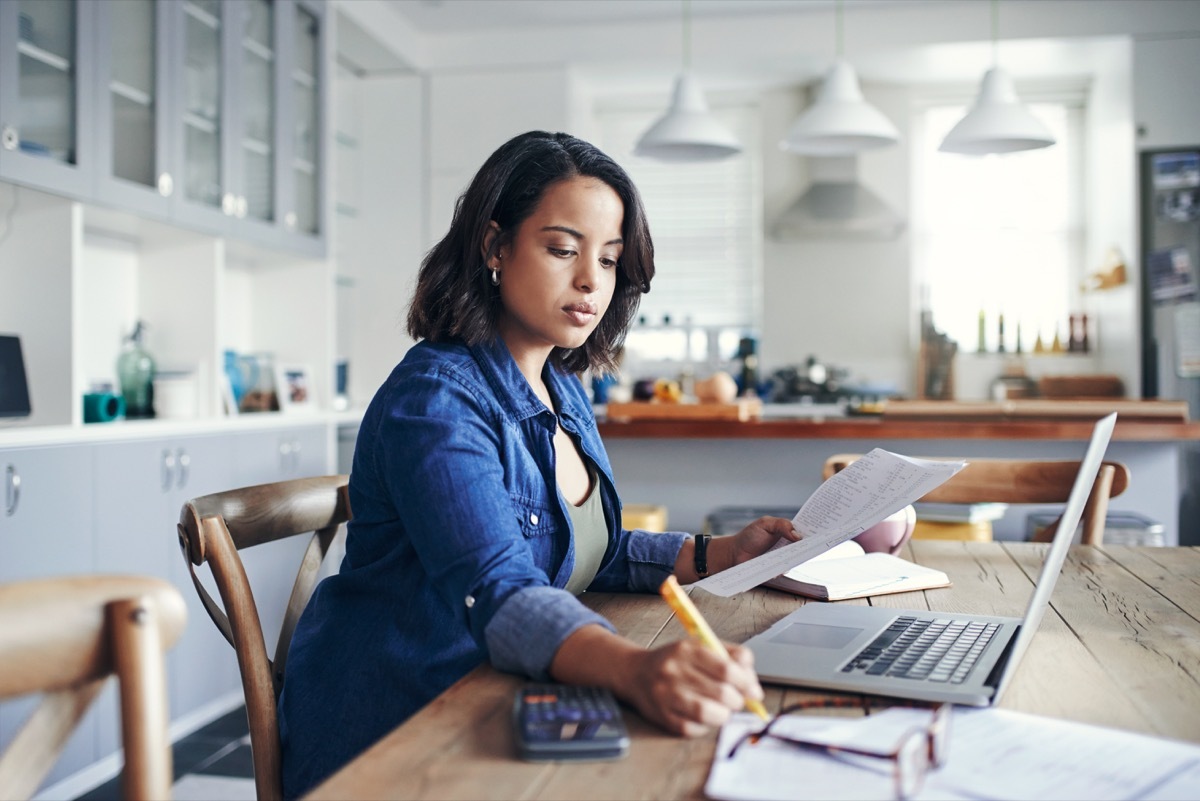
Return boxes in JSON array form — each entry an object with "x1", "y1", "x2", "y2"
[{"x1": 597, "y1": 409, "x2": 1199, "y2": 545}]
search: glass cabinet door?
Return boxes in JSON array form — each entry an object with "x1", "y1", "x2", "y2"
[
  {"x1": 175, "y1": 0, "x2": 228, "y2": 229},
  {"x1": 0, "y1": 0, "x2": 92, "y2": 197},
  {"x1": 235, "y1": 0, "x2": 277, "y2": 229},
  {"x1": 94, "y1": 0, "x2": 173, "y2": 216},
  {"x1": 289, "y1": 2, "x2": 321, "y2": 239}
]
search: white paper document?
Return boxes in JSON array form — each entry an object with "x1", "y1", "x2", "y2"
[
  {"x1": 695, "y1": 449, "x2": 965, "y2": 597},
  {"x1": 706, "y1": 707, "x2": 1200, "y2": 801}
]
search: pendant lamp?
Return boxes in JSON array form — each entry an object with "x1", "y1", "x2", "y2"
[
  {"x1": 939, "y1": 1, "x2": 1055, "y2": 155},
  {"x1": 634, "y1": 0, "x2": 741, "y2": 163},
  {"x1": 780, "y1": 0, "x2": 898, "y2": 156}
]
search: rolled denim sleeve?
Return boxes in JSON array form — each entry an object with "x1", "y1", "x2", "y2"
[
  {"x1": 624, "y1": 530, "x2": 688, "y2": 592},
  {"x1": 484, "y1": 586, "x2": 615, "y2": 679}
]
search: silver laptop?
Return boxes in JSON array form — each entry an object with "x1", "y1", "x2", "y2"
[{"x1": 745, "y1": 412, "x2": 1117, "y2": 707}]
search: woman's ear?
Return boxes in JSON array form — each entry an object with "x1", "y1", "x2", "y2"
[{"x1": 481, "y1": 221, "x2": 502, "y2": 268}]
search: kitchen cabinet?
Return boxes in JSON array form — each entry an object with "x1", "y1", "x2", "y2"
[
  {"x1": 0, "y1": 444, "x2": 97, "y2": 790},
  {"x1": 0, "y1": 0, "x2": 95, "y2": 199},
  {"x1": 170, "y1": 0, "x2": 329, "y2": 256},
  {"x1": 232, "y1": 424, "x2": 329, "y2": 486},
  {"x1": 1, "y1": 0, "x2": 328, "y2": 256},
  {"x1": 91, "y1": 434, "x2": 242, "y2": 746},
  {"x1": 92, "y1": 0, "x2": 174, "y2": 219}
]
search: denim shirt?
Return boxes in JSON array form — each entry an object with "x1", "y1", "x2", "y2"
[{"x1": 278, "y1": 337, "x2": 687, "y2": 797}]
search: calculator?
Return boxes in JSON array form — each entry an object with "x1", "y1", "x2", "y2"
[{"x1": 512, "y1": 683, "x2": 630, "y2": 761}]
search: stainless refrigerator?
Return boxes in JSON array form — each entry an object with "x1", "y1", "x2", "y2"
[{"x1": 1140, "y1": 148, "x2": 1200, "y2": 546}]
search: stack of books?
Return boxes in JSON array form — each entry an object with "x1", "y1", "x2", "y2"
[{"x1": 912, "y1": 502, "x2": 1008, "y2": 541}]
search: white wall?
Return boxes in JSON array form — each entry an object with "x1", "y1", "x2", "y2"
[
  {"x1": 760, "y1": 81, "x2": 914, "y2": 393},
  {"x1": 335, "y1": 73, "x2": 425, "y2": 405}
]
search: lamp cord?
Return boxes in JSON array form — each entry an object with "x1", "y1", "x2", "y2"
[
  {"x1": 991, "y1": 0, "x2": 999, "y2": 66},
  {"x1": 682, "y1": 0, "x2": 691, "y2": 72},
  {"x1": 835, "y1": 0, "x2": 844, "y2": 58}
]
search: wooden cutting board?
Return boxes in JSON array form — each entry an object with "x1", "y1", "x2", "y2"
[
  {"x1": 604, "y1": 398, "x2": 763, "y2": 422},
  {"x1": 882, "y1": 399, "x2": 1188, "y2": 421}
]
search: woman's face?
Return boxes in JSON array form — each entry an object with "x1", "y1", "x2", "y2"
[{"x1": 490, "y1": 176, "x2": 624, "y2": 366}]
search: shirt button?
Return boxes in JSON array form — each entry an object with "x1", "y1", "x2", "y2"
[
  {"x1": 530, "y1": 513, "x2": 539, "y2": 525},
  {"x1": 465, "y1": 595, "x2": 475, "y2": 608}
]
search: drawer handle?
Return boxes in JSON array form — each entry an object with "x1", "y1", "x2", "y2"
[
  {"x1": 161, "y1": 449, "x2": 176, "y2": 492},
  {"x1": 176, "y1": 448, "x2": 190, "y2": 490},
  {"x1": 5, "y1": 465, "x2": 19, "y2": 516}
]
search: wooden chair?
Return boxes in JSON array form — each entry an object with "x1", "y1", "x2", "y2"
[
  {"x1": 0, "y1": 575, "x2": 186, "y2": 800},
  {"x1": 176, "y1": 475, "x2": 350, "y2": 801},
  {"x1": 823, "y1": 455, "x2": 1130, "y2": 545}
]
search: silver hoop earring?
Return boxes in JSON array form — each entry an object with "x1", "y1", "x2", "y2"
[{"x1": 490, "y1": 269, "x2": 500, "y2": 286}]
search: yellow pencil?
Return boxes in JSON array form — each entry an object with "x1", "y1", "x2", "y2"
[{"x1": 659, "y1": 575, "x2": 770, "y2": 721}]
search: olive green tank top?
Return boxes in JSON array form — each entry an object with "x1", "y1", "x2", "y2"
[{"x1": 563, "y1": 469, "x2": 609, "y2": 595}]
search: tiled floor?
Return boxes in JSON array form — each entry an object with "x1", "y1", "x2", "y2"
[{"x1": 75, "y1": 706, "x2": 256, "y2": 801}]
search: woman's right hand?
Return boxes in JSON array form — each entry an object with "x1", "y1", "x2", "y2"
[{"x1": 616, "y1": 638, "x2": 764, "y2": 737}]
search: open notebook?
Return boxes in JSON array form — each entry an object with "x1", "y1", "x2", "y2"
[{"x1": 762, "y1": 540, "x2": 950, "y2": 601}]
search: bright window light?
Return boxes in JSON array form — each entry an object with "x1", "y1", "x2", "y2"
[{"x1": 912, "y1": 100, "x2": 1085, "y2": 353}]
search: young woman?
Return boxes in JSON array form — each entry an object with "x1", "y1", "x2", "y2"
[{"x1": 278, "y1": 130, "x2": 798, "y2": 796}]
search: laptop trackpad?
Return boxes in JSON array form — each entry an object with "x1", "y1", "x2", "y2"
[{"x1": 770, "y1": 622, "x2": 862, "y2": 649}]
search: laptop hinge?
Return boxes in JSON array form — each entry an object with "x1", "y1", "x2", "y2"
[{"x1": 984, "y1": 625, "x2": 1021, "y2": 689}]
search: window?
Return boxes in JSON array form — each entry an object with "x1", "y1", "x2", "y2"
[
  {"x1": 911, "y1": 94, "x2": 1086, "y2": 354},
  {"x1": 595, "y1": 102, "x2": 762, "y2": 371}
]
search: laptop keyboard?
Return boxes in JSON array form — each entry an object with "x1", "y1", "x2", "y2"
[{"x1": 841, "y1": 615, "x2": 1002, "y2": 684}]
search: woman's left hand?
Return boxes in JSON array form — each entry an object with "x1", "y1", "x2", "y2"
[
  {"x1": 678, "y1": 517, "x2": 802, "y2": 582},
  {"x1": 727, "y1": 516, "x2": 802, "y2": 567}
]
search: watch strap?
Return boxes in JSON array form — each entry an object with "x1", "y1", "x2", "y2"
[{"x1": 694, "y1": 534, "x2": 711, "y2": 578}]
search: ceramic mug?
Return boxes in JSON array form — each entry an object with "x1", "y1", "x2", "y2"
[{"x1": 853, "y1": 504, "x2": 917, "y2": 555}]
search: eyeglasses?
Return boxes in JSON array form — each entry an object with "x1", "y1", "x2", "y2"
[{"x1": 727, "y1": 697, "x2": 950, "y2": 800}]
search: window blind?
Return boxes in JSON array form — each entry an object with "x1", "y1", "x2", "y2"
[{"x1": 595, "y1": 104, "x2": 762, "y2": 331}]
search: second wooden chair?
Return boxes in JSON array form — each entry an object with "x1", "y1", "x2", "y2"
[
  {"x1": 0, "y1": 575, "x2": 186, "y2": 800},
  {"x1": 823, "y1": 455, "x2": 1130, "y2": 545}
]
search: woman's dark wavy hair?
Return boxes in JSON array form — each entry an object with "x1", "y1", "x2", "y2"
[{"x1": 406, "y1": 130, "x2": 653, "y2": 375}]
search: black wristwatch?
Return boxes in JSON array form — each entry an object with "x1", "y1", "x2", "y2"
[{"x1": 694, "y1": 534, "x2": 711, "y2": 577}]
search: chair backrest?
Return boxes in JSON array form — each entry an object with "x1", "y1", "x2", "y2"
[
  {"x1": 822, "y1": 455, "x2": 1130, "y2": 545},
  {"x1": 0, "y1": 575, "x2": 186, "y2": 800},
  {"x1": 176, "y1": 475, "x2": 350, "y2": 801}
]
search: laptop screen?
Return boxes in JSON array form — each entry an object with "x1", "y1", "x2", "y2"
[
  {"x1": 992, "y1": 412, "x2": 1117, "y2": 699},
  {"x1": 0, "y1": 335, "x2": 32, "y2": 418}
]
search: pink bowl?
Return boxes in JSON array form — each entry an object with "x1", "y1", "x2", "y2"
[{"x1": 853, "y1": 504, "x2": 916, "y2": 555}]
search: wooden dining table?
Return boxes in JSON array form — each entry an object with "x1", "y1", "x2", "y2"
[{"x1": 304, "y1": 541, "x2": 1200, "y2": 800}]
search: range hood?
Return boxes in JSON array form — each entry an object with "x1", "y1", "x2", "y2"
[{"x1": 771, "y1": 156, "x2": 905, "y2": 241}]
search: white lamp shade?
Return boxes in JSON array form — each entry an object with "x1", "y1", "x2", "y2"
[
  {"x1": 780, "y1": 60, "x2": 899, "y2": 156},
  {"x1": 634, "y1": 73, "x2": 742, "y2": 163},
  {"x1": 939, "y1": 67, "x2": 1056, "y2": 155}
]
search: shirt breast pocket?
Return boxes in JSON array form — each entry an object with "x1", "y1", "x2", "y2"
[{"x1": 511, "y1": 495, "x2": 562, "y2": 568}]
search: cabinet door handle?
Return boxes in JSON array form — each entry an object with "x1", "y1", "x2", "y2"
[
  {"x1": 236, "y1": 195, "x2": 248, "y2": 218},
  {"x1": 222, "y1": 193, "x2": 237, "y2": 215},
  {"x1": 161, "y1": 449, "x2": 176, "y2": 492},
  {"x1": 157, "y1": 172, "x2": 174, "y2": 197},
  {"x1": 4, "y1": 465, "x2": 20, "y2": 516},
  {"x1": 279, "y1": 439, "x2": 293, "y2": 473},
  {"x1": 291, "y1": 439, "x2": 302, "y2": 472},
  {"x1": 176, "y1": 448, "x2": 191, "y2": 490},
  {"x1": 1, "y1": 125, "x2": 17, "y2": 151}
]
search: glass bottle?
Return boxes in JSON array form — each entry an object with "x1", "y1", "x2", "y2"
[{"x1": 117, "y1": 320, "x2": 156, "y2": 418}]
